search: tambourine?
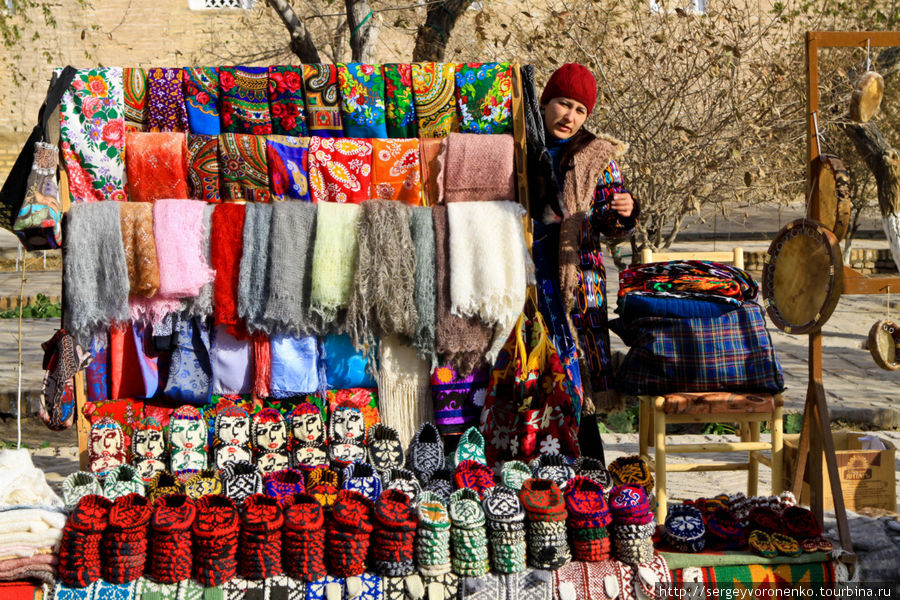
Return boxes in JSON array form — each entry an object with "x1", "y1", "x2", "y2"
[
  {"x1": 762, "y1": 218, "x2": 843, "y2": 335},
  {"x1": 850, "y1": 71, "x2": 884, "y2": 123},
  {"x1": 808, "y1": 154, "x2": 852, "y2": 242},
  {"x1": 868, "y1": 319, "x2": 900, "y2": 371}
]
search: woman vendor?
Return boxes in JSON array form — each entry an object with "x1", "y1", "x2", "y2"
[{"x1": 531, "y1": 62, "x2": 639, "y2": 463}]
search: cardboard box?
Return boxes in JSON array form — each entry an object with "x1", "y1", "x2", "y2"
[{"x1": 783, "y1": 432, "x2": 896, "y2": 513}]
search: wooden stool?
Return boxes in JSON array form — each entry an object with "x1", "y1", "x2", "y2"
[{"x1": 633, "y1": 391, "x2": 784, "y2": 523}]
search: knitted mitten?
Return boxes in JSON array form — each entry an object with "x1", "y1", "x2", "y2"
[
  {"x1": 239, "y1": 493, "x2": 284, "y2": 580},
  {"x1": 371, "y1": 488, "x2": 418, "y2": 577},
  {"x1": 288, "y1": 402, "x2": 325, "y2": 445},
  {"x1": 102, "y1": 493, "x2": 152, "y2": 584},
  {"x1": 214, "y1": 404, "x2": 251, "y2": 447},
  {"x1": 283, "y1": 493, "x2": 326, "y2": 582},
  {"x1": 222, "y1": 460, "x2": 263, "y2": 507},
  {"x1": 103, "y1": 464, "x2": 145, "y2": 501},
  {"x1": 58, "y1": 494, "x2": 111, "y2": 587},
  {"x1": 149, "y1": 493, "x2": 196, "y2": 583},
  {"x1": 62, "y1": 471, "x2": 103, "y2": 512},
  {"x1": 88, "y1": 416, "x2": 127, "y2": 479},
  {"x1": 252, "y1": 407, "x2": 289, "y2": 454},
  {"x1": 134, "y1": 457, "x2": 167, "y2": 485},
  {"x1": 131, "y1": 417, "x2": 166, "y2": 482},
  {"x1": 292, "y1": 441, "x2": 328, "y2": 472},
  {"x1": 254, "y1": 449, "x2": 291, "y2": 475},
  {"x1": 192, "y1": 494, "x2": 240, "y2": 586},
  {"x1": 327, "y1": 440, "x2": 367, "y2": 468},
  {"x1": 326, "y1": 489, "x2": 374, "y2": 577},
  {"x1": 170, "y1": 448, "x2": 208, "y2": 476}
]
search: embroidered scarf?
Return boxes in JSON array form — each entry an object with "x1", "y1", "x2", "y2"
[
  {"x1": 263, "y1": 202, "x2": 320, "y2": 336},
  {"x1": 59, "y1": 67, "x2": 126, "y2": 203},
  {"x1": 432, "y1": 205, "x2": 492, "y2": 375},
  {"x1": 219, "y1": 66, "x2": 272, "y2": 134},
  {"x1": 301, "y1": 64, "x2": 342, "y2": 137},
  {"x1": 212, "y1": 203, "x2": 247, "y2": 338},
  {"x1": 345, "y1": 201, "x2": 418, "y2": 351},
  {"x1": 237, "y1": 202, "x2": 273, "y2": 334},
  {"x1": 309, "y1": 202, "x2": 360, "y2": 327},
  {"x1": 411, "y1": 62, "x2": 458, "y2": 138},
  {"x1": 183, "y1": 205, "x2": 215, "y2": 319},
  {"x1": 266, "y1": 135, "x2": 310, "y2": 202},
  {"x1": 419, "y1": 137, "x2": 444, "y2": 206},
  {"x1": 124, "y1": 131, "x2": 189, "y2": 203},
  {"x1": 186, "y1": 133, "x2": 220, "y2": 203},
  {"x1": 164, "y1": 315, "x2": 212, "y2": 406},
  {"x1": 118, "y1": 201, "x2": 159, "y2": 298},
  {"x1": 409, "y1": 206, "x2": 436, "y2": 362},
  {"x1": 337, "y1": 63, "x2": 388, "y2": 138},
  {"x1": 383, "y1": 63, "x2": 417, "y2": 138},
  {"x1": 441, "y1": 132, "x2": 515, "y2": 203},
  {"x1": 454, "y1": 62, "x2": 513, "y2": 134},
  {"x1": 123, "y1": 67, "x2": 148, "y2": 132},
  {"x1": 371, "y1": 138, "x2": 421, "y2": 204},
  {"x1": 147, "y1": 67, "x2": 189, "y2": 132},
  {"x1": 268, "y1": 65, "x2": 309, "y2": 137},
  {"x1": 307, "y1": 136, "x2": 373, "y2": 204},
  {"x1": 219, "y1": 133, "x2": 270, "y2": 203},
  {"x1": 182, "y1": 67, "x2": 220, "y2": 135},
  {"x1": 63, "y1": 202, "x2": 130, "y2": 346}
]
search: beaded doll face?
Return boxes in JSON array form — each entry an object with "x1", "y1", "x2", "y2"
[
  {"x1": 254, "y1": 418, "x2": 288, "y2": 451},
  {"x1": 293, "y1": 444, "x2": 328, "y2": 468},
  {"x1": 214, "y1": 444, "x2": 252, "y2": 469},
  {"x1": 291, "y1": 412, "x2": 324, "y2": 444},
  {"x1": 132, "y1": 427, "x2": 165, "y2": 459},
  {"x1": 331, "y1": 407, "x2": 365, "y2": 441},
  {"x1": 256, "y1": 451, "x2": 290, "y2": 475},
  {"x1": 218, "y1": 413, "x2": 250, "y2": 446},
  {"x1": 170, "y1": 416, "x2": 206, "y2": 451}
]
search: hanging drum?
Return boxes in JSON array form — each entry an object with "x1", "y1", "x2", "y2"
[
  {"x1": 807, "y1": 154, "x2": 852, "y2": 242},
  {"x1": 762, "y1": 218, "x2": 843, "y2": 335},
  {"x1": 868, "y1": 319, "x2": 900, "y2": 371},
  {"x1": 850, "y1": 71, "x2": 884, "y2": 123}
]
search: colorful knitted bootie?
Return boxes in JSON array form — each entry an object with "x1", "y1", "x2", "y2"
[
  {"x1": 103, "y1": 464, "x2": 145, "y2": 501},
  {"x1": 306, "y1": 465, "x2": 340, "y2": 512},
  {"x1": 341, "y1": 461, "x2": 383, "y2": 503},
  {"x1": 131, "y1": 417, "x2": 167, "y2": 482},
  {"x1": 328, "y1": 440, "x2": 367, "y2": 469},
  {"x1": 58, "y1": 494, "x2": 111, "y2": 587},
  {"x1": 102, "y1": 492, "x2": 152, "y2": 584},
  {"x1": 452, "y1": 427, "x2": 487, "y2": 468},
  {"x1": 62, "y1": 471, "x2": 103, "y2": 512},
  {"x1": 574, "y1": 456, "x2": 614, "y2": 491},
  {"x1": 609, "y1": 485, "x2": 654, "y2": 526},
  {"x1": 366, "y1": 423, "x2": 404, "y2": 474},
  {"x1": 222, "y1": 460, "x2": 263, "y2": 507},
  {"x1": 291, "y1": 441, "x2": 329, "y2": 472},
  {"x1": 288, "y1": 402, "x2": 325, "y2": 445},
  {"x1": 501, "y1": 461, "x2": 533, "y2": 491},
  {"x1": 530, "y1": 454, "x2": 576, "y2": 490},
  {"x1": 264, "y1": 468, "x2": 307, "y2": 504},
  {"x1": 520, "y1": 480, "x2": 570, "y2": 570},
  {"x1": 520, "y1": 479, "x2": 567, "y2": 523},
  {"x1": 565, "y1": 476, "x2": 612, "y2": 562},
  {"x1": 147, "y1": 470, "x2": 185, "y2": 503},
  {"x1": 483, "y1": 486, "x2": 527, "y2": 573},
  {"x1": 239, "y1": 493, "x2": 284, "y2": 580},
  {"x1": 213, "y1": 404, "x2": 251, "y2": 447},
  {"x1": 184, "y1": 468, "x2": 224, "y2": 499},
  {"x1": 663, "y1": 504, "x2": 706, "y2": 553},
  {"x1": 705, "y1": 508, "x2": 744, "y2": 551},
  {"x1": 326, "y1": 489, "x2": 374, "y2": 578},
  {"x1": 422, "y1": 467, "x2": 453, "y2": 501},
  {"x1": 406, "y1": 423, "x2": 445, "y2": 483},
  {"x1": 371, "y1": 488, "x2": 418, "y2": 577},
  {"x1": 608, "y1": 455, "x2": 654, "y2": 494},
  {"x1": 192, "y1": 494, "x2": 239, "y2": 586},
  {"x1": 283, "y1": 493, "x2": 327, "y2": 582},
  {"x1": 453, "y1": 459, "x2": 495, "y2": 499},
  {"x1": 384, "y1": 467, "x2": 422, "y2": 502},
  {"x1": 448, "y1": 488, "x2": 490, "y2": 577},
  {"x1": 149, "y1": 493, "x2": 196, "y2": 583},
  {"x1": 416, "y1": 491, "x2": 452, "y2": 577}
]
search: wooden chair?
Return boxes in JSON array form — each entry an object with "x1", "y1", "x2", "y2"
[{"x1": 626, "y1": 247, "x2": 784, "y2": 523}]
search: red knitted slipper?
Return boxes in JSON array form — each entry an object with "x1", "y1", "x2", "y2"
[
  {"x1": 150, "y1": 493, "x2": 196, "y2": 583},
  {"x1": 192, "y1": 494, "x2": 239, "y2": 586},
  {"x1": 239, "y1": 493, "x2": 284, "y2": 579},
  {"x1": 373, "y1": 488, "x2": 417, "y2": 531}
]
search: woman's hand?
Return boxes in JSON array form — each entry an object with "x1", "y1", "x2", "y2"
[{"x1": 611, "y1": 192, "x2": 634, "y2": 218}]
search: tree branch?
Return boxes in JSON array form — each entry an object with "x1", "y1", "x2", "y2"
[
  {"x1": 841, "y1": 121, "x2": 900, "y2": 217},
  {"x1": 346, "y1": 0, "x2": 379, "y2": 63},
  {"x1": 412, "y1": 0, "x2": 472, "y2": 62},
  {"x1": 265, "y1": 0, "x2": 321, "y2": 63}
]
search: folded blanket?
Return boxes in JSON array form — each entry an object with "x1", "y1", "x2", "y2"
[
  {"x1": 212, "y1": 203, "x2": 246, "y2": 337},
  {"x1": 411, "y1": 62, "x2": 458, "y2": 137},
  {"x1": 268, "y1": 65, "x2": 309, "y2": 136},
  {"x1": 238, "y1": 202, "x2": 273, "y2": 333},
  {"x1": 118, "y1": 202, "x2": 159, "y2": 298},
  {"x1": 0, "y1": 553, "x2": 57, "y2": 585},
  {"x1": 183, "y1": 66, "x2": 220, "y2": 135},
  {"x1": 63, "y1": 202, "x2": 130, "y2": 346},
  {"x1": 454, "y1": 62, "x2": 513, "y2": 134},
  {"x1": 309, "y1": 202, "x2": 360, "y2": 327},
  {"x1": 409, "y1": 206, "x2": 436, "y2": 362},
  {"x1": 262, "y1": 202, "x2": 320, "y2": 335},
  {"x1": 308, "y1": 136, "x2": 373, "y2": 204},
  {"x1": 441, "y1": 132, "x2": 515, "y2": 203},
  {"x1": 617, "y1": 294, "x2": 737, "y2": 321},
  {"x1": 345, "y1": 201, "x2": 418, "y2": 351},
  {"x1": 0, "y1": 508, "x2": 66, "y2": 532},
  {"x1": 125, "y1": 132, "x2": 189, "y2": 203},
  {"x1": 302, "y1": 64, "x2": 343, "y2": 137},
  {"x1": 219, "y1": 66, "x2": 272, "y2": 134},
  {"x1": 147, "y1": 67, "x2": 189, "y2": 132},
  {"x1": 0, "y1": 529, "x2": 62, "y2": 550},
  {"x1": 337, "y1": 62, "x2": 388, "y2": 138},
  {"x1": 371, "y1": 138, "x2": 421, "y2": 205},
  {"x1": 0, "y1": 545, "x2": 56, "y2": 560},
  {"x1": 618, "y1": 260, "x2": 759, "y2": 304},
  {"x1": 383, "y1": 63, "x2": 417, "y2": 138}
]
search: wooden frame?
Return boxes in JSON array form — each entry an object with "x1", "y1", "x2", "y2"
[{"x1": 640, "y1": 247, "x2": 744, "y2": 269}]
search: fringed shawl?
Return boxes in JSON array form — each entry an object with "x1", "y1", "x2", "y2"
[
  {"x1": 309, "y1": 202, "x2": 360, "y2": 328},
  {"x1": 409, "y1": 206, "x2": 436, "y2": 363},
  {"x1": 183, "y1": 205, "x2": 215, "y2": 318},
  {"x1": 262, "y1": 202, "x2": 320, "y2": 336},
  {"x1": 238, "y1": 203, "x2": 273, "y2": 333},
  {"x1": 63, "y1": 202, "x2": 130, "y2": 347},
  {"x1": 345, "y1": 201, "x2": 418, "y2": 351},
  {"x1": 211, "y1": 203, "x2": 246, "y2": 338},
  {"x1": 376, "y1": 335, "x2": 432, "y2": 450},
  {"x1": 118, "y1": 202, "x2": 159, "y2": 298}
]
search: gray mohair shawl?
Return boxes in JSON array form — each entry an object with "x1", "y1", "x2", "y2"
[
  {"x1": 409, "y1": 206, "x2": 437, "y2": 363},
  {"x1": 183, "y1": 204, "x2": 215, "y2": 319},
  {"x1": 238, "y1": 202, "x2": 273, "y2": 333}
]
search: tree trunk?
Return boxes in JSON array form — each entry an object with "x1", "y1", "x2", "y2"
[
  {"x1": 345, "y1": 0, "x2": 379, "y2": 63},
  {"x1": 412, "y1": 0, "x2": 472, "y2": 62},
  {"x1": 265, "y1": 0, "x2": 321, "y2": 64}
]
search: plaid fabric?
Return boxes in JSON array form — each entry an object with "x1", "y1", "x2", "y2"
[{"x1": 613, "y1": 301, "x2": 784, "y2": 395}]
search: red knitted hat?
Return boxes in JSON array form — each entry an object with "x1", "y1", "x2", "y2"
[{"x1": 540, "y1": 63, "x2": 597, "y2": 113}]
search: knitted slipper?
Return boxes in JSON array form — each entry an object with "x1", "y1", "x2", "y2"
[
  {"x1": 88, "y1": 416, "x2": 127, "y2": 479},
  {"x1": 367, "y1": 423, "x2": 405, "y2": 473},
  {"x1": 574, "y1": 456, "x2": 614, "y2": 491},
  {"x1": 501, "y1": 461, "x2": 533, "y2": 491},
  {"x1": 748, "y1": 529, "x2": 778, "y2": 558},
  {"x1": 452, "y1": 427, "x2": 486, "y2": 468},
  {"x1": 341, "y1": 461, "x2": 383, "y2": 503},
  {"x1": 288, "y1": 402, "x2": 326, "y2": 445},
  {"x1": 374, "y1": 488, "x2": 418, "y2": 530},
  {"x1": 331, "y1": 489, "x2": 374, "y2": 533},
  {"x1": 104, "y1": 464, "x2": 145, "y2": 501},
  {"x1": 239, "y1": 494, "x2": 285, "y2": 580},
  {"x1": 149, "y1": 493, "x2": 196, "y2": 584},
  {"x1": 329, "y1": 404, "x2": 368, "y2": 443},
  {"x1": 214, "y1": 443, "x2": 253, "y2": 470},
  {"x1": 386, "y1": 468, "x2": 423, "y2": 501},
  {"x1": 63, "y1": 470, "x2": 103, "y2": 512},
  {"x1": 705, "y1": 508, "x2": 744, "y2": 550},
  {"x1": 170, "y1": 448, "x2": 207, "y2": 474},
  {"x1": 607, "y1": 455, "x2": 654, "y2": 492},
  {"x1": 771, "y1": 532, "x2": 802, "y2": 557},
  {"x1": 192, "y1": 494, "x2": 240, "y2": 587},
  {"x1": 213, "y1": 404, "x2": 251, "y2": 447},
  {"x1": 184, "y1": 469, "x2": 224, "y2": 499},
  {"x1": 423, "y1": 468, "x2": 453, "y2": 501},
  {"x1": 663, "y1": 504, "x2": 705, "y2": 553},
  {"x1": 251, "y1": 407, "x2": 289, "y2": 453},
  {"x1": 131, "y1": 416, "x2": 166, "y2": 461},
  {"x1": 283, "y1": 492, "x2": 325, "y2": 531},
  {"x1": 328, "y1": 440, "x2": 367, "y2": 467},
  {"x1": 608, "y1": 485, "x2": 654, "y2": 525},
  {"x1": 530, "y1": 453, "x2": 576, "y2": 490},
  {"x1": 254, "y1": 449, "x2": 291, "y2": 475},
  {"x1": 291, "y1": 442, "x2": 329, "y2": 471},
  {"x1": 520, "y1": 479, "x2": 566, "y2": 521},
  {"x1": 264, "y1": 468, "x2": 306, "y2": 503},
  {"x1": 448, "y1": 488, "x2": 486, "y2": 529},
  {"x1": 406, "y1": 423, "x2": 445, "y2": 482},
  {"x1": 453, "y1": 459, "x2": 495, "y2": 499},
  {"x1": 147, "y1": 471, "x2": 185, "y2": 503},
  {"x1": 482, "y1": 486, "x2": 525, "y2": 528},
  {"x1": 168, "y1": 405, "x2": 207, "y2": 454},
  {"x1": 134, "y1": 457, "x2": 166, "y2": 484},
  {"x1": 307, "y1": 465, "x2": 341, "y2": 511},
  {"x1": 222, "y1": 460, "x2": 263, "y2": 506}
]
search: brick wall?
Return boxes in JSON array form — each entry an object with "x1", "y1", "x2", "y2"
[{"x1": 744, "y1": 248, "x2": 899, "y2": 275}]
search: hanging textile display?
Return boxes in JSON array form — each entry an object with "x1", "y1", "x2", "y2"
[
  {"x1": 211, "y1": 203, "x2": 247, "y2": 338},
  {"x1": 269, "y1": 335, "x2": 319, "y2": 398},
  {"x1": 262, "y1": 202, "x2": 320, "y2": 335},
  {"x1": 182, "y1": 67, "x2": 220, "y2": 136},
  {"x1": 370, "y1": 138, "x2": 421, "y2": 204},
  {"x1": 322, "y1": 334, "x2": 376, "y2": 389},
  {"x1": 186, "y1": 133, "x2": 221, "y2": 203},
  {"x1": 63, "y1": 202, "x2": 130, "y2": 346},
  {"x1": 146, "y1": 67, "x2": 189, "y2": 133},
  {"x1": 409, "y1": 206, "x2": 436, "y2": 360},
  {"x1": 266, "y1": 135, "x2": 310, "y2": 202},
  {"x1": 219, "y1": 66, "x2": 272, "y2": 134},
  {"x1": 124, "y1": 132, "x2": 189, "y2": 203},
  {"x1": 123, "y1": 67, "x2": 148, "y2": 132},
  {"x1": 337, "y1": 63, "x2": 389, "y2": 138},
  {"x1": 267, "y1": 65, "x2": 309, "y2": 137},
  {"x1": 164, "y1": 315, "x2": 212, "y2": 405},
  {"x1": 309, "y1": 202, "x2": 361, "y2": 327},
  {"x1": 301, "y1": 64, "x2": 342, "y2": 137},
  {"x1": 442, "y1": 133, "x2": 515, "y2": 203},
  {"x1": 219, "y1": 133, "x2": 271, "y2": 203},
  {"x1": 383, "y1": 63, "x2": 417, "y2": 138},
  {"x1": 210, "y1": 325, "x2": 252, "y2": 395},
  {"x1": 118, "y1": 202, "x2": 159, "y2": 299},
  {"x1": 419, "y1": 137, "x2": 444, "y2": 206},
  {"x1": 454, "y1": 62, "x2": 513, "y2": 135},
  {"x1": 307, "y1": 136, "x2": 373, "y2": 204},
  {"x1": 183, "y1": 205, "x2": 215, "y2": 319},
  {"x1": 59, "y1": 67, "x2": 126, "y2": 203},
  {"x1": 377, "y1": 335, "x2": 432, "y2": 449},
  {"x1": 237, "y1": 203, "x2": 273, "y2": 334},
  {"x1": 411, "y1": 62, "x2": 458, "y2": 138},
  {"x1": 109, "y1": 323, "x2": 159, "y2": 400},
  {"x1": 430, "y1": 364, "x2": 488, "y2": 439}
]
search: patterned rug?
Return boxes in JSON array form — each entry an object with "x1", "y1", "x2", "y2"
[
  {"x1": 671, "y1": 561, "x2": 836, "y2": 599},
  {"x1": 661, "y1": 550, "x2": 830, "y2": 570}
]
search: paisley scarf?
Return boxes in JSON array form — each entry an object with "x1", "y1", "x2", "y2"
[
  {"x1": 182, "y1": 67, "x2": 220, "y2": 135},
  {"x1": 268, "y1": 65, "x2": 309, "y2": 137},
  {"x1": 219, "y1": 133, "x2": 270, "y2": 202},
  {"x1": 307, "y1": 136, "x2": 372, "y2": 204},
  {"x1": 383, "y1": 63, "x2": 417, "y2": 138},
  {"x1": 219, "y1": 66, "x2": 272, "y2": 134},
  {"x1": 124, "y1": 132, "x2": 189, "y2": 203},
  {"x1": 123, "y1": 67, "x2": 148, "y2": 132},
  {"x1": 411, "y1": 62, "x2": 458, "y2": 138},
  {"x1": 187, "y1": 133, "x2": 220, "y2": 203},
  {"x1": 266, "y1": 135, "x2": 310, "y2": 202},
  {"x1": 301, "y1": 64, "x2": 342, "y2": 137},
  {"x1": 370, "y1": 138, "x2": 421, "y2": 204},
  {"x1": 337, "y1": 62, "x2": 388, "y2": 138},
  {"x1": 146, "y1": 67, "x2": 189, "y2": 132}
]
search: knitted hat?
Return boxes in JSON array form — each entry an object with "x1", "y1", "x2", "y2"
[
  {"x1": 222, "y1": 460, "x2": 263, "y2": 507},
  {"x1": 62, "y1": 470, "x2": 103, "y2": 512},
  {"x1": 288, "y1": 402, "x2": 325, "y2": 445},
  {"x1": 540, "y1": 63, "x2": 597, "y2": 113},
  {"x1": 131, "y1": 417, "x2": 165, "y2": 460},
  {"x1": 252, "y1": 408, "x2": 289, "y2": 453},
  {"x1": 214, "y1": 404, "x2": 251, "y2": 447},
  {"x1": 103, "y1": 464, "x2": 145, "y2": 501},
  {"x1": 705, "y1": 508, "x2": 744, "y2": 550},
  {"x1": 663, "y1": 504, "x2": 705, "y2": 553},
  {"x1": 782, "y1": 505, "x2": 822, "y2": 541},
  {"x1": 88, "y1": 416, "x2": 126, "y2": 479}
]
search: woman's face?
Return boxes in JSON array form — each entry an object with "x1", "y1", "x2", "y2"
[
  {"x1": 542, "y1": 96, "x2": 588, "y2": 140},
  {"x1": 91, "y1": 426, "x2": 123, "y2": 458},
  {"x1": 133, "y1": 428, "x2": 164, "y2": 458},
  {"x1": 255, "y1": 419, "x2": 288, "y2": 451},
  {"x1": 292, "y1": 413, "x2": 324, "y2": 443},
  {"x1": 218, "y1": 415, "x2": 249, "y2": 446},
  {"x1": 170, "y1": 418, "x2": 205, "y2": 450},
  {"x1": 332, "y1": 407, "x2": 365, "y2": 441}
]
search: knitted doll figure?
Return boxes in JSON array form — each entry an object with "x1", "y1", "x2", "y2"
[
  {"x1": 215, "y1": 404, "x2": 251, "y2": 446},
  {"x1": 252, "y1": 408, "x2": 289, "y2": 453},
  {"x1": 293, "y1": 443, "x2": 329, "y2": 470},
  {"x1": 89, "y1": 416, "x2": 126, "y2": 478},
  {"x1": 329, "y1": 405, "x2": 366, "y2": 442},
  {"x1": 131, "y1": 417, "x2": 166, "y2": 483},
  {"x1": 256, "y1": 449, "x2": 291, "y2": 475},
  {"x1": 171, "y1": 448, "x2": 207, "y2": 473},
  {"x1": 214, "y1": 443, "x2": 253, "y2": 471},
  {"x1": 169, "y1": 405, "x2": 207, "y2": 453},
  {"x1": 289, "y1": 402, "x2": 325, "y2": 445}
]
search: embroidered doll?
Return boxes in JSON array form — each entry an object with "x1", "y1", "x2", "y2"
[
  {"x1": 131, "y1": 416, "x2": 166, "y2": 482},
  {"x1": 168, "y1": 405, "x2": 208, "y2": 475},
  {"x1": 288, "y1": 402, "x2": 328, "y2": 470},
  {"x1": 252, "y1": 407, "x2": 290, "y2": 474},
  {"x1": 326, "y1": 402, "x2": 367, "y2": 466},
  {"x1": 212, "y1": 404, "x2": 252, "y2": 470},
  {"x1": 89, "y1": 416, "x2": 126, "y2": 479}
]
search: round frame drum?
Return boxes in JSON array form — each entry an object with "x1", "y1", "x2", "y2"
[
  {"x1": 868, "y1": 319, "x2": 900, "y2": 371},
  {"x1": 808, "y1": 154, "x2": 852, "y2": 242}
]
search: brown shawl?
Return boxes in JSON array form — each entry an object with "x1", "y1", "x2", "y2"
[{"x1": 119, "y1": 202, "x2": 160, "y2": 298}]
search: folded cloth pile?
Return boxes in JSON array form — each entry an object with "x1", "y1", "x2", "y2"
[
  {"x1": 58, "y1": 494, "x2": 111, "y2": 587},
  {"x1": 149, "y1": 493, "x2": 195, "y2": 583},
  {"x1": 326, "y1": 489, "x2": 374, "y2": 577},
  {"x1": 609, "y1": 485, "x2": 656, "y2": 565},
  {"x1": 371, "y1": 488, "x2": 418, "y2": 577},
  {"x1": 482, "y1": 486, "x2": 527, "y2": 574},
  {"x1": 102, "y1": 493, "x2": 152, "y2": 584},
  {"x1": 282, "y1": 493, "x2": 326, "y2": 582},
  {"x1": 564, "y1": 476, "x2": 612, "y2": 562},
  {"x1": 192, "y1": 494, "x2": 240, "y2": 586},
  {"x1": 239, "y1": 493, "x2": 284, "y2": 579},
  {"x1": 0, "y1": 506, "x2": 65, "y2": 585},
  {"x1": 448, "y1": 488, "x2": 490, "y2": 577},
  {"x1": 416, "y1": 491, "x2": 452, "y2": 577},
  {"x1": 519, "y1": 479, "x2": 570, "y2": 570},
  {"x1": 663, "y1": 504, "x2": 705, "y2": 553}
]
